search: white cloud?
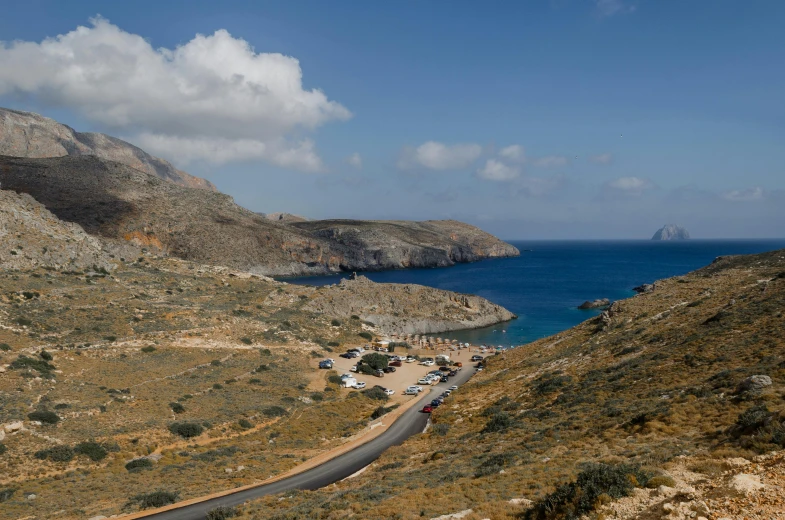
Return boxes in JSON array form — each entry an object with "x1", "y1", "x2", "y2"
[
  {"x1": 476, "y1": 159, "x2": 520, "y2": 181},
  {"x1": 347, "y1": 152, "x2": 362, "y2": 169},
  {"x1": 0, "y1": 17, "x2": 351, "y2": 171},
  {"x1": 595, "y1": 0, "x2": 636, "y2": 17},
  {"x1": 722, "y1": 187, "x2": 764, "y2": 202},
  {"x1": 398, "y1": 141, "x2": 482, "y2": 171},
  {"x1": 605, "y1": 176, "x2": 654, "y2": 196},
  {"x1": 499, "y1": 145, "x2": 524, "y2": 162},
  {"x1": 533, "y1": 155, "x2": 568, "y2": 168},
  {"x1": 590, "y1": 153, "x2": 613, "y2": 164}
]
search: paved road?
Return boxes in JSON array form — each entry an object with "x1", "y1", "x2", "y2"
[{"x1": 143, "y1": 367, "x2": 476, "y2": 520}]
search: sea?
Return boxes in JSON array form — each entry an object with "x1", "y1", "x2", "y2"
[{"x1": 282, "y1": 240, "x2": 785, "y2": 347}]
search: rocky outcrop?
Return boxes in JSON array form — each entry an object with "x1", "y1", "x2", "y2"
[
  {"x1": 652, "y1": 224, "x2": 690, "y2": 240},
  {"x1": 633, "y1": 283, "x2": 655, "y2": 294},
  {"x1": 0, "y1": 155, "x2": 518, "y2": 277},
  {"x1": 259, "y1": 212, "x2": 309, "y2": 223},
  {"x1": 0, "y1": 107, "x2": 215, "y2": 191},
  {"x1": 578, "y1": 298, "x2": 610, "y2": 310},
  {"x1": 0, "y1": 189, "x2": 113, "y2": 271},
  {"x1": 306, "y1": 275, "x2": 516, "y2": 335}
]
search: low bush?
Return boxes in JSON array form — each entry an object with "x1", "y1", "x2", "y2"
[
  {"x1": 238, "y1": 419, "x2": 253, "y2": 429},
  {"x1": 327, "y1": 341, "x2": 340, "y2": 347},
  {"x1": 125, "y1": 458, "x2": 154, "y2": 472},
  {"x1": 39, "y1": 350, "x2": 53, "y2": 361},
  {"x1": 210, "y1": 359, "x2": 222, "y2": 366},
  {"x1": 259, "y1": 348, "x2": 272, "y2": 356},
  {"x1": 35, "y1": 445, "x2": 74, "y2": 462},
  {"x1": 262, "y1": 406, "x2": 288, "y2": 418},
  {"x1": 240, "y1": 337, "x2": 253, "y2": 345},
  {"x1": 475, "y1": 452, "x2": 516, "y2": 478},
  {"x1": 128, "y1": 490, "x2": 179, "y2": 509},
  {"x1": 359, "y1": 332, "x2": 373, "y2": 340},
  {"x1": 310, "y1": 392, "x2": 324, "y2": 401},
  {"x1": 170, "y1": 402, "x2": 186, "y2": 414},
  {"x1": 331, "y1": 319, "x2": 342, "y2": 326},
  {"x1": 0, "y1": 443, "x2": 5, "y2": 455},
  {"x1": 207, "y1": 506, "x2": 237, "y2": 520},
  {"x1": 74, "y1": 441, "x2": 108, "y2": 461},
  {"x1": 371, "y1": 405, "x2": 395, "y2": 420},
  {"x1": 192, "y1": 446, "x2": 240, "y2": 462},
  {"x1": 482, "y1": 412, "x2": 512, "y2": 434},
  {"x1": 28, "y1": 410, "x2": 60, "y2": 424},
  {"x1": 11, "y1": 356, "x2": 55, "y2": 375},
  {"x1": 141, "y1": 346, "x2": 156, "y2": 353},
  {"x1": 432, "y1": 423, "x2": 449, "y2": 436},
  {"x1": 363, "y1": 386, "x2": 389, "y2": 401},
  {"x1": 525, "y1": 463, "x2": 651, "y2": 520},
  {"x1": 0, "y1": 343, "x2": 10, "y2": 351},
  {"x1": 0, "y1": 488, "x2": 15, "y2": 503},
  {"x1": 327, "y1": 375, "x2": 343, "y2": 385},
  {"x1": 646, "y1": 475, "x2": 676, "y2": 488},
  {"x1": 169, "y1": 422, "x2": 204, "y2": 439}
]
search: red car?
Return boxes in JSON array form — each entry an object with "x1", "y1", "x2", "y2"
[
  {"x1": 389, "y1": 360, "x2": 402, "y2": 367},
  {"x1": 422, "y1": 405, "x2": 433, "y2": 413}
]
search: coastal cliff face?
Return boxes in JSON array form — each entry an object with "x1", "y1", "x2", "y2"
[
  {"x1": 0, "y1": 155, "x2": 518, "y2": 276},
  {"x1": 652, "y1": 223, "x2": 690, "y2": 240},
  {"x1": 0, "y1": 107, "x2": 216, "y2": 191},
  {"x1": 305, "y1": 275, "x2": 516, "y2": 334}
]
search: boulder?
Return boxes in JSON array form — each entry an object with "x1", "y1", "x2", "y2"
[
  {"x1": 5, "y1": 421, "x2": 23, "y2": 433},
  {"x1": 735, "y1": 375, "x2": 772, "y2": 394},
  {"x1": 578, "y1": 298, "x2": 610, "y2": 310},
  {"x1": 726, "y1": 474, "x2": 764, "y2": 495},
  {"x1": 633, "y1": 283, "x2": 655, "y2": 294}
]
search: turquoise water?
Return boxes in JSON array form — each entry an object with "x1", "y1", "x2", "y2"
[{"x1": 282, "y1": 240, "x2": 785, "y2": 346}]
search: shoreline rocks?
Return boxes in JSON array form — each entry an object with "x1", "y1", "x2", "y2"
[{"x1": 578, "y1": 298, "x2": 610, "y2": 310}]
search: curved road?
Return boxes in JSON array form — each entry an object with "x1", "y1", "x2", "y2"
[{"x1": 143, "y1": 368, "x2": 475, "y2": 520}]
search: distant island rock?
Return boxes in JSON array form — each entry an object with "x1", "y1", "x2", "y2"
[
  {"x1": 578, "y1": 298, "x2": 611, "y2": 310},
  {"x1": 652, "y1": 224, "x2": 690, "y2": 241}
]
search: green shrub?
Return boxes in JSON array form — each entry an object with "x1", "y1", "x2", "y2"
[
  {"x1": 0, "y1": 343, "x2": 10, "y2": 351},
  {"x1": 168, "y1": 422, "x2": 204, "y2": 439},
  {"x1": 371, "y1": 405, "x2": 395, "y2": 419},
  {"x1": 54, "y1": 403, "x2": 70, "y2": 409},
  {"x1": 210, "y1": 359, "x2": 222, "y2": 366},
  {"x1": 363, "y1": 387, "x2": 389, "y2": 401},
  {"x1": 240, "y1": 337, "x2": 253, "y2": 345},
  {"x1": 331, "y1": 319, "x2": 342, "y2": 326},
  {"x1": 238, "y1": 419, "x2": 253, "y2": 429},
  {"x1": 262, "y1": 406, "x2": 288, "y2": 418},
  {"x1": 141, "y1": 346, "x2": 156, "y2": 353},
  {"x1": 249, "y1": 378, "x2": 262, "y2": 384},
  {"x1": 432, "y1": 423, "x2": 449, "y2": 436},
  {"x1": 212, "y1": 383, "x2": 223, "y2": 390},
  {"x1": 105, "y1": 335, "x2": 117, "y2": 342},
  {"x1": 39, "y1": 350, "x2": 53, "y2": 361},
  {"x1": 327, "y1": 375, "x2": 343, "y2": 385},
  {"x1": 35, "y1": 445, "x2": 74, "y2": 462},
  {"x1": 11, "y1": 356, "x2": 55, "y2": 375},
  {"x1": 482, "y1": 412, "x2": 512, "y2": 434},
  {"x1": 128, "y1": 490, "x2": 178, "y2": 509},
  {"x1": 357, "y1": 364, "x2": 376, "y2": 375},
  {"x1": 74, "y1": 441, "x2": 108, "y2": 461},
  {"x1": 310, "y1": 392, "x2": 324, "y2": 402},
  {"x1": 359, "y1": 332, "x2": 373, "y2": 340},
  {"x1": 0, "y1": 488, "x2": 16, "y2": 503},
  {"x1": 362, "y1": 353, "x2": 389, "y2": 370},
  {"x1": 125, "y1": 458, "x2": 154, "y2": 471},
  {"x1": 259, "y1": 348, "x2": 272, "y2": 356},
  {"x1": 170, "y1": 402, "x2": 186, "y2": 414},
  {"x1": 525, "y1": 463, "x2": 651, "y2": 520},
  {"x1": 327, "y1": 341, "x2": 340, "y2": 347},
  {"x1": 475, "y1": 452, "x2": 516, "y2": 478},
  {"x1": 646, "y1": 475, "x2": 676, "y2": 488},
  {"x1": 28, "y1": 410, "x2": 60, "y2": 424},
  {"x1": 207, "y1": 506, "x2": 237, "y2": 520},
  {"x1": 0, "y1": 443, "x2": 6, "y2": 455}
]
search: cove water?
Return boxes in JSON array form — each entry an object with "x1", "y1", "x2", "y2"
[{"x1": 282, "y1": 240, "x2": 785, "y2": 347}]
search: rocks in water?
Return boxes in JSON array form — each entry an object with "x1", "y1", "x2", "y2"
[
  {"x1": 735, "y1": 375, "x2": 772, "y2": 395},
  {"x1": 652, "y1": 224, "x2": 690, "y2": 240},
  {"x1": 578, "y1": 298, "x2": 610, "y2": 310},
  {"x1": 633, "y1": 283, "x2": 655, "y2": 294}
]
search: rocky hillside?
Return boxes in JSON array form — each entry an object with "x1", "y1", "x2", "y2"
[
  {"x1": 0, "y1": 155, "x2": 518, "y2": 276},
  {"x1": 0, "y1": 107, "x2": 215, "y2": 191},
  {"x1": 305, "y1": 275, "x2": 516, "y2": 334},
  {"x1": 241, "y1": 248, "x2": 785, "y2": 519},
  {"x1": 0, "y1": 190, "x2": 113, "y2": 271}
]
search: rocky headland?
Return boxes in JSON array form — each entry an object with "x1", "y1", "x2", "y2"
[{"x1": 652, "y1": 224, "x2": 690, "y2": 240}]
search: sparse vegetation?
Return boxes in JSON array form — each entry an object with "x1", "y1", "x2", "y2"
[
  {"x1": 28, "y1": 410, "x2": 60, "y2": 424},
  {"x1": 127, "y1": 490, "x2": 179, "y2": 509},
  {"x1": 125, "y1": 458, "x2": 154, "y2": 472},
  {"x1": 168, "y1": 422, "x2": 204, "y2": 438}
]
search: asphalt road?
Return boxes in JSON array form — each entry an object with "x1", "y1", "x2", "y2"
[{"x1": 143, "y1": 366, "x2": 476, "y2": 520}]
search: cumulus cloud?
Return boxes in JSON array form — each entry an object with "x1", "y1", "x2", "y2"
[
  {"x1": 604, "y1": 176, "x2": 654, "y2": 196},
  {"x1": 398, "y1": 141, "x2": 482, "y2": 170},
  {"x1": 476, "y1": 159, "x2": 520, "y2": 181},
  {"x1": 346, "y1": 152, "x2": 362, "y2": 169},
  {"x1": 722, "y1": 187, "x2": 764, "y2": 202},
  {"x1": 533, "y1": 155, "x2": 568, "y2": 168},
  {"x1": 590, "y1": 153, "x2": 613, "y2": 164},
  {"x1": 595, "y1": 0, "x2": 636, "y2": 17},
  {"x1": 0, "y1": 17, "x2": 351, "y2": 171},
  {"x1": 499, "y1": 145, "x2": 525, "y2": 162}
]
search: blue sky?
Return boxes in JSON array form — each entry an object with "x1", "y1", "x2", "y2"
[{"x1": 1, "y1": 0, "x2": 783, "y2": 239}]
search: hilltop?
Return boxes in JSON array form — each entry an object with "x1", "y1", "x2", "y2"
[
  {"x1": 239, "y1": 249, "x2": 785, "y2": 519},
  {"x1": 0, "y1": 108, "x2": 216, "y2": 191},
  {"x1": 0, "y1": 155, "x2": 518, "y2": 276},
  {"x1": 652, "y1": 224, "x2": 690, "y2": 240}
]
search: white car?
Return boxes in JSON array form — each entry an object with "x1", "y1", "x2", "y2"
[
  {"x1": 405, "y1": 356, "x2": 416, "y2": 363},
  {"x1": 352, "y1": 381, "x2": 366, "y2": 389},
  {"x1": 350, "y1": 365, "x2": 358, "y2": 372},
  {"x1": 340, "y1": 373, "x2": 353, "y2": 380},
  {"x1": 383, "y1": 388, "x2": 395, "y2": 396},
  {"x1": 417, "y1": 377, "x2": 432, "y2": 385},
  {"x1": 405, "y1": 385, "x2": 423, "y2": 394},
  {"x1": 325, "y1": 358, "x2": 336, "y2": 364},
  {"x1": 449, "y1": 385, "x2": 458, "y2": 391},
  {"x1": 420, "y1": 360, "x2": 435, "y2": 367}
]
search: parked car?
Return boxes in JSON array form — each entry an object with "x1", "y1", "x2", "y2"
[
  {"x1": 404, "y1": 388, "x2": 418, "y2": 395},
  {"x1": 442, "y1": 390, "x2": 451, "y2": 396},
  {"x1": 374, "y1": 369, "x2": 385, "y2": 377},
  {"x1": 383, "y1": 366, "x2": 396, "y2": 373},
  {"x1": 476, "y1": 366, "x2": 484, "y2": 372},
  {"x1": 439, "y1": 366, "x2": 451, "y2": 372},
  {"x1": 339, "y1": 353, "x2": 352, "y2": 359},
  {"x1": 471, "y1": 355, "x2": 484, "y2": 362},
  {"x1": 440, "y1": 375, "x2": 449, "y2": 383},
  {"x1": 422, "y1": 405, "x2": 433, "y2": 413},
  {"x1": 409, "y1": 385, "x2": 423, "y2": 392},
  {"x1": 318, "y1": 360, "x2": 333, "y2": 369},
  {"x1": 430, "y1": 399, "x2": 441, "y2": 407},
  {"x1": 340, "y1": 373, "x2": 353, "y2": 380},
  {"x1": 406, "y1": 356, "x2": 417, "y2": 363},
  {"x1": 352, "y1": 381, "x2": 366, "y2": 389},
  {"x1": 449, "y1": 385, "x2": 458, "y2": 391},
  {"x1": 420, "y1": 360, "x2": 435, "y2": 367},
  {"x1": 454, "y1": 362, "x2": 463, "y2": 367},
  {"x1": 383, "y1": 388, "x2": 395, "y2": 396},
  {"x1": 350, "y1": 365, "x2": 358, "y2": 372},
  {"x1": 448, "y1": 370, "x2": 458, "y2": 376},
  {"x1": 389, "y1": 360, "x2": 402, "y2": 367},
  {"x1": 418, "y1": 377, "x2": 432, "y2": 385}
]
